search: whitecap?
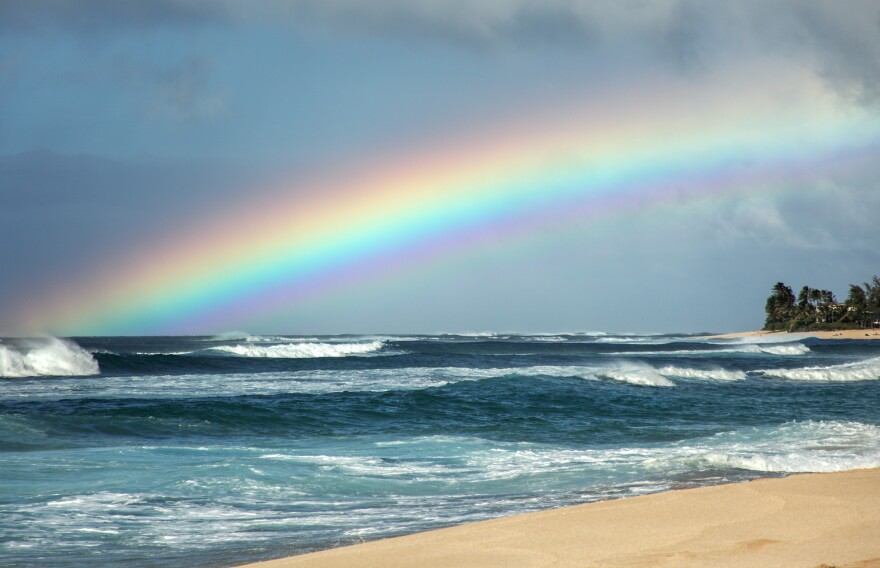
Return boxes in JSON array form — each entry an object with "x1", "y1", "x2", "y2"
[
  {"x1": 208, "y1": 341, "x2": 386, "y2": 359},
  {"x1": 605, "y1": 343, "x2": 810, "y2": 357},
  {"x1": 594, "y1": 336, "x2": 674, "y2": 345},
  {"x1": 656, "y1": 366, "x2": 746, "y2": 381},
  {"x1": 699, "y1": 420, "x2": 880, "y2": 473},
  {"x1": 0, "y1": 337, "x2": 99, "y2": 377},
  {"x1": 596, "y1": 363, "x2": 675, "y2": 387},
  {"x1": 721, "y1": 333, "x2": 816, "y2": 345},
  {"x1": 742, "y1": 343, "x2": 811, "y2": 356},
  {"x1": 263, "y1": 421, "x2": 880, "y2": 485},
  {"x1": 434, "y1": 363, "x2": 678, "y2": 387},
  {"x1": 758, "y1": 356, "x2": 880, "y2": 382}
]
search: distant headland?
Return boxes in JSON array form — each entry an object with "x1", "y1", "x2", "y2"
[{"x1": 763, "y1": 274, "x2": 880, "y2": 332}]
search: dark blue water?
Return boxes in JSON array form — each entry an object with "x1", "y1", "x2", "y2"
[{"x1": 2, "y1": 333, "x2": 879, "y2": 567}]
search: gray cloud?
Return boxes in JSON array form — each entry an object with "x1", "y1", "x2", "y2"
[
  {"x1": 255, "y1": 0, "x2": 880, "y2": 100},
  {"x1": 0, "y1": 0, "x2": 224, "y2": 35},
  {"x1": 5, "y1": 1, "x2": 879, "y2": 99},
  {"x1": 785, "y1": 2, "x2": 880, "y2": 103},
  {"x1": 49, "y1": 52, "x2": 224, "y2": 122},
  {"x1": 139, "y1": 57, "x2": 226, "y2": 121}
]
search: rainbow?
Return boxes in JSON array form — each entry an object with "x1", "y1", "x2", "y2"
[{"x1": 19, "y1": 71, "x2": 880, "y2": 335}]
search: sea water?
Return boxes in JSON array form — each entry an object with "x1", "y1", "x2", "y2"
[{"x1": 2, "y1": 333, "x2": 880, "y2": 567}]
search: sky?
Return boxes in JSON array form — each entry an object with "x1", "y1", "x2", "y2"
[{"x1": 2, "y1": 0, "x2": 880, "y2": 336}]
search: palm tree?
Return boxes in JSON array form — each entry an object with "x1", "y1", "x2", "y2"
[
  {"x1": 764, "y1": 282, "x2": 796, "y2": 330},
  {"x1": 797, "y1": 286, "x2": 811, "y2": 311},
  {"x1": 821, "y1": 290, "x2": 836, "y2": 323},
  {"x1": 845, "y1": 284, "x2": 867, "y2": 326}
]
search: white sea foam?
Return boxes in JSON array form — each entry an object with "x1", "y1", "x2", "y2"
[
  {"x1": 132, "y1": 351, "x2": 196, "y2": 356},
  {"x1": 11, "y1": 421, "x2": 878, "y2": 562},
  {"x1": 656, "y1": 366, "x2": 746, "y2": 381},
  {"x1": 208, "y1": 332, "x2": 322, "y2": 343},
  {"x1": 758, "y1": 356, "x2": 880, "y2": 382},
  {"x1": 595, "y1": 362, "x2": 675, "y2": 387},
  {"x1": 209, "y1": 341, "x2": 386, "y2": 359},
  {"x1": 208, "y1": 331, "x2": 261, "y2": 342},
  {"x1": 0, "y1": 337, "x2": 99, "y2": 377},
  {"x1": 607, "y1": 343, "x2": 811, "y2": 357},
  {"x1": 426, "y1": 363, "x2": 676, "y2": 387},
  {"x1": 723, "y1": 333, "x2": 816, "y2": 345},
  {"x1": 260, "y1": 420, "x2": 880, "y2": 485},
  {"x1": 445, "y1": 421, "x2": 880, "y2": 478},
  {"x1": 740, "y1": 343, "x2": 811, "y2": 355},
  {"x1": 594, "y1": 336, "x2": 674, "y2": 345},
  {"x1": 699, "y1": 421, "x2": 880, "y2": 473},
  {"x1": 504, "y1": 362, "x2": 741, "y2": 386},
  {"x1": 0, "y1": 358, "x2": 758, "y2": 401}
]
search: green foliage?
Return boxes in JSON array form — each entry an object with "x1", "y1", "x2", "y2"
[
  {"x1": 762, "y1": 274, "x2": 880, "y2": 331},
  {"x1": 866, "y1": 276, "x2": 880, "y2": 310},
  {"x1": 763, "y1": 282, "x2": 796, "y2": 330}
]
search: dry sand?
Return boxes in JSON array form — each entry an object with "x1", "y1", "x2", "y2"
[
  {"x1": 239, "y1": 468, "x2": 880, "y2": 568},
  {"x1": 708, "y1": 329, "x2": 880, "y2": 340}
]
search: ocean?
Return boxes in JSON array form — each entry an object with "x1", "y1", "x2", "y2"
[{"x1": 2, "y1": 333, "x2": 880, "y2": 567}]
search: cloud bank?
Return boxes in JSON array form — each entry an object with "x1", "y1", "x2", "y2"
[{"x1": 6, "y1": 1, "x2": 879, "y2": 101}]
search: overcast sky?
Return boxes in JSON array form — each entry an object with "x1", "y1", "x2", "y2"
[{"x1": 2, "y1": 1, "x2": 880, "y2": 336}]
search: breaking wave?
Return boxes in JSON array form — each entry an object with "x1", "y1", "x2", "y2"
[
  {"x1": 594, "y1": 362, "x2": 675, "y2": 387},
  {"x1": 739, "y1": 343, "x2": 811, "y2": 355},
  {"x1": 450, "y1": 362, "x2": 745, "y2": 387},
  {"x1": 208, "y1": 341, "x2": 386, "y2": 359},
  {"x1": 488, "y1": 363, "x2": 743, "y2": 386},
  {"x1": 259, "y1": 421, "x2": 880, "y2": 483},
  {"x1": 656, "y1": 366, "x2": 746, "y2": 381},
  {"x1": 700, "y1": 420, "x2": 880, "y2": 473},
  {"x1": 608, "y1": 343, "x2": 810, "y2": 357},
  {"x1": 0, "y1": 337, "x2": 99, "y2": 377},
  {"x1": 207, "y1": 332, "x2": 321, "y2": 343},
  {"x1": 758, "y1": 356, "x2": 880, "y2": 382},
  {"x1": 594, "y1": 336, "x2": 674, "y2": 345}
]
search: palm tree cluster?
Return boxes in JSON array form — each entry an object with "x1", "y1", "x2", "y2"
[{"x1": 763, "y1": 275, "x2": 880, "y2": 331}]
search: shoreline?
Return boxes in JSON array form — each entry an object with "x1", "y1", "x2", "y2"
[
  {"x1": 707, "y1": 329, "x2": 880, "y2": 340},
  {"x1": 239, "y1": 468, "x2": 880, "y2": 568}
]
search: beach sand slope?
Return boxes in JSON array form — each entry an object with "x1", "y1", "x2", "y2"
[{"x1": 241, "y1": 468, "x2": 880, "y2": 568}]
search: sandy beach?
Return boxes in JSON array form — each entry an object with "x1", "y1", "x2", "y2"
[
  {"x1": 240, "y1": 468, "x2": 880, "y2": 568},
  {"x1": 709, "y1": 329, "x2": 880, "y2": 340}
]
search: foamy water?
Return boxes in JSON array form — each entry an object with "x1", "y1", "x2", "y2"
[
  {"x1": 758, "y1": 356, "x2": 880, "y2": 382},
  {"x1": 1, "y1": 333, "x2": 878, "y2": 567},
  {"x1": 207, "y1": 340, "x2": 387, "y2": 358},
  {"x1": 0, "y1": 337, "x2": 99, "y2": 377}
]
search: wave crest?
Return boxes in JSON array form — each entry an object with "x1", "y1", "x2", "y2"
[
  {"x1": 742, "y1": 343, "x2": 811, "y2": 355},
  {"x1": 700, "y1": 421, "x2": 880, "y2": 473},
  {"x1": 209, "y1": 341, "x2": 386, "y2": 359},
  {"x1": 759, "y1": 356, "x2": 880, "y2": 382},
  {"x1": 596, "y1": 362, "x2": 675, "y2": 387},
  {"x1": 606, "y1": 343, "x2": 810, "y2": 357},
  {"x1": 0, "y1": 337, "x2": 99, "y2": 377},
  {"x1": 657, "y1": 366, "x2": 746, "y2": 381}
]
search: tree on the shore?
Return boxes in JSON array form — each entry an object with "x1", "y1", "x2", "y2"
[
  {"x1": 866, "y1": 276, "x2": 880, "y2": 310},
  {"x1": 866, "y1": 276, "x2": 880, "y2": 328},
  {"x1": 764, "y1": 282, "x2": 796, "y2": 330},
  {"x1": 844, "y1": 285, "x2": 867, "y2": 324},
  {"x1": 797, "y1": 286, "x2": 812, "y2": 313},
  {"x1": 763, "y1": 274, "x2": 880, "y2": 331}
]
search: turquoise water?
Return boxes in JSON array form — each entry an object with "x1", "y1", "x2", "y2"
[{"x1": 2, "y1": 333, "x2": 880, "y2": 566}]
